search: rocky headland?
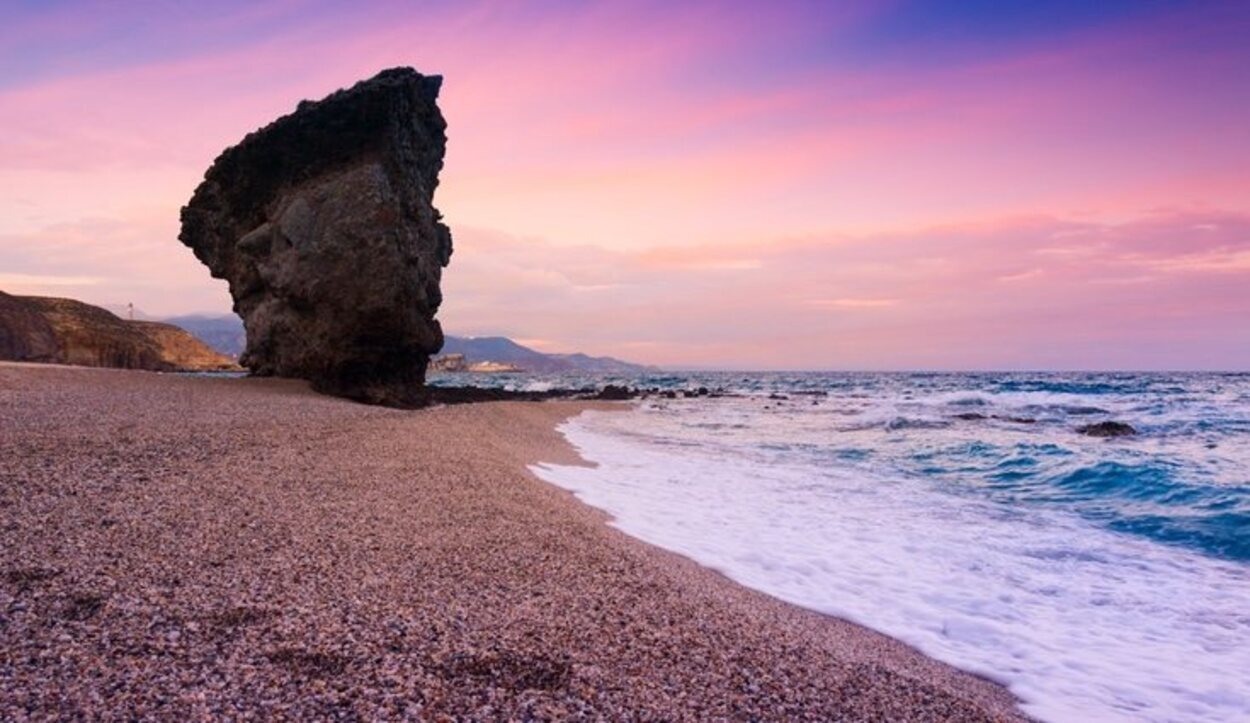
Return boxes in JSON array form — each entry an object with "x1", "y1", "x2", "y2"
[
  {"x1": 0, "y1": 292, "x2": 237, "y2": 372},
  {"x1": 179, "y1": 67, "x2": 453, "y2": 407}
]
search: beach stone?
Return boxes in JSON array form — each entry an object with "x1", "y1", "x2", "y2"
[{"x1": 179, "y1": 67, "x2": 453, "y2": 406}]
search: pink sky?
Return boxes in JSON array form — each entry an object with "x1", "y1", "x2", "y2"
[{"x1": 1, "y1": 1, "x2": 1247, "y2": 369}]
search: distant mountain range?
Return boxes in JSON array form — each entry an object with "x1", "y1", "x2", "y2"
[
  {"x1": 156, "y1": 313, "x2": 654, "y2": 373},
  {"x1": 439, "y1": 335, "x2": 655, "y2": 373}
]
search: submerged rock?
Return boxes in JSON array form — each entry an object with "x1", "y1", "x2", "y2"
[
  {"x1": 952, "y1": 412, "x2": 988, "y2": 421},
  {"x1": 997, "y1": 415, "x2": 1037, "y2": 424},
  {"x1": 1077, "y1": 421, "x2": 1137, "y2": 438},
  {"x1": 179, "y1": 67, "x2": 453, "y2": 406}
]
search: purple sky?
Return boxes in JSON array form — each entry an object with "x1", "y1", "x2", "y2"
[{"x1": 1, "y1": 1, "x2": 1248, "y2": 369}]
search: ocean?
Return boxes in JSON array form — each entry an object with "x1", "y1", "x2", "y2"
[{"x1": 429, "y1": 371, "x2": 1250, "y2": 722}]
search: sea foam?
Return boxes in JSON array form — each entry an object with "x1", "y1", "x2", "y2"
[{"x1": 533, "y1": 398, "x2": 1250, "y2": 723}]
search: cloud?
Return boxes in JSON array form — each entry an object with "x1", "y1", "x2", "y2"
[
  {"x1": 3, "y1": 207, "x2": 1246, "y2": 369},
  {"x1": 1138, "y1": 249, "x2": 1250, "y2": 274},
  {"x1": 0, "y1": 272, "x2": 106, "y2": 288},
  {"x1": 1, "y1": 2, "x2": 1247, "y2": 369},
  {"x1": 0, "y1": 215, "x2": 231, "y2": 315},
  {"x1": 440, "y1": 210, "x2": 1250, "y2": 369},
  {"x1": 3, "y1": 0, "x2": 1248, "y2": 254},
  {"x1": 806, "y1": 298, "x2": 900, "y2": 308}
]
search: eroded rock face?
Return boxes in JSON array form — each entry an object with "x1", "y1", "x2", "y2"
[
  {"x1": 179, "y1": 67, "x2": 453, "y2": 406},
  {"x1": 0, "y1": 291, "x2": 58, "y2": 363}
]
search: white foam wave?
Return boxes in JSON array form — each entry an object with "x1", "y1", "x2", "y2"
[{"x1": 532, "y1": 409, "x2": 1250, "y2": 723}]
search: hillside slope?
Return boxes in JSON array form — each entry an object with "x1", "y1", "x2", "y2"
[
  {"x1": 439, "y1": 336, "x2": 653, "y2": 373},
  {"x1": 0, "y1": 292, "x2": 238, "y2": 372}
]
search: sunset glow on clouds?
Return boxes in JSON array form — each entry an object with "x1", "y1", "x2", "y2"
[
  {"x1": 449, "y1": 211, "x2": 1250, "y2": 369},
  {"x1": 1, "y1": 0, "x2": 1247, "y2": 368}
]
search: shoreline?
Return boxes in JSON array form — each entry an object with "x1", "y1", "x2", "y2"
[
  {"x1": 1, "y1": 363, "x2": 1024, "y2": 720},
  {"x1": 533, "y1": 405, "x2": 1030, "y2": 716}
]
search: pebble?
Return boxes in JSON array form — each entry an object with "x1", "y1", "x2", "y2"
[{"x1": 0, "y1": 363, "x2": 1024, "y2": 721}]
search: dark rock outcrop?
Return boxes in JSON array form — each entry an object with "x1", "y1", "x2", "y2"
[
  {"x1": 0, "y1": 293, "x2": 237, "y2": 372},
  {"x1": 179, "y1": 67, "x2": 453, "y2": 406},
  {"x1": 951, "y1": 412, "x2": 1036, "y2": 424},
  {"x1": 594, "y1": 385, "x2": 638, "y2": 400},
  {"x1": 1077, "y1": 421, "x2": 1137, "y2": 438}
]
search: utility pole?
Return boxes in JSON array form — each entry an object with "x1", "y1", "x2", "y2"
[{"x1": 128, "y1": 302, "x2": 134, "y2": 321}]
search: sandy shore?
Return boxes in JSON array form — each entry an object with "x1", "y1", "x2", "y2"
[{"x1": 1, "y1": 363, "x2": 1025, "y2": 720}]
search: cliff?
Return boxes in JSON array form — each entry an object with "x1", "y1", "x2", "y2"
[
  {"x1": 0, "y1": 291, "x2": 58, "y2": 363},
  {"x1": 0, "y1": 292, "x2": 238, "y2": 372},
  {"x1": 179, "y1": 67, "x2": 453, "y2": 406}
]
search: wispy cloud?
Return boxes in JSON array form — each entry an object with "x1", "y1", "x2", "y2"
[
  {"x1": 440, "y1": 210, "x2": 1250, "y2": 369},
  {"x1": 806, "y1": 298, "x2": 901, "y2": 309},
  {"x1": 0, "y1": 272, "x2": 106, "y2": 288},
  {"x1": 0, "y1": 2, "x2": 1247, "y2": 369}
]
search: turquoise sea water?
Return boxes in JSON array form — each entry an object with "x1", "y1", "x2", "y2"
[
  {"x1": 435, "y1": 370, "x2": 1250, "y2": 721},
  {"x1": 436, "y1": 370, "x2": 1250, "y2": 562}
]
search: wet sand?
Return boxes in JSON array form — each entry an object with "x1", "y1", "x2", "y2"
[{"x1": 0, "y1": 362, "x2": 1026, "y2": 720}]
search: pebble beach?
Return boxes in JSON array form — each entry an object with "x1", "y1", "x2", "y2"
[{"x1": 0, "y1": 362, "x2": 1025, "y2": 720}]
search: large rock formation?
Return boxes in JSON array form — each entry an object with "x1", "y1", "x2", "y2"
[
  {"x1": 0, "y1": 292, "x2": 237, "y2": 372},
  {"x1": 179, "y1": 67, "x2": 453, "y2": 406}
]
